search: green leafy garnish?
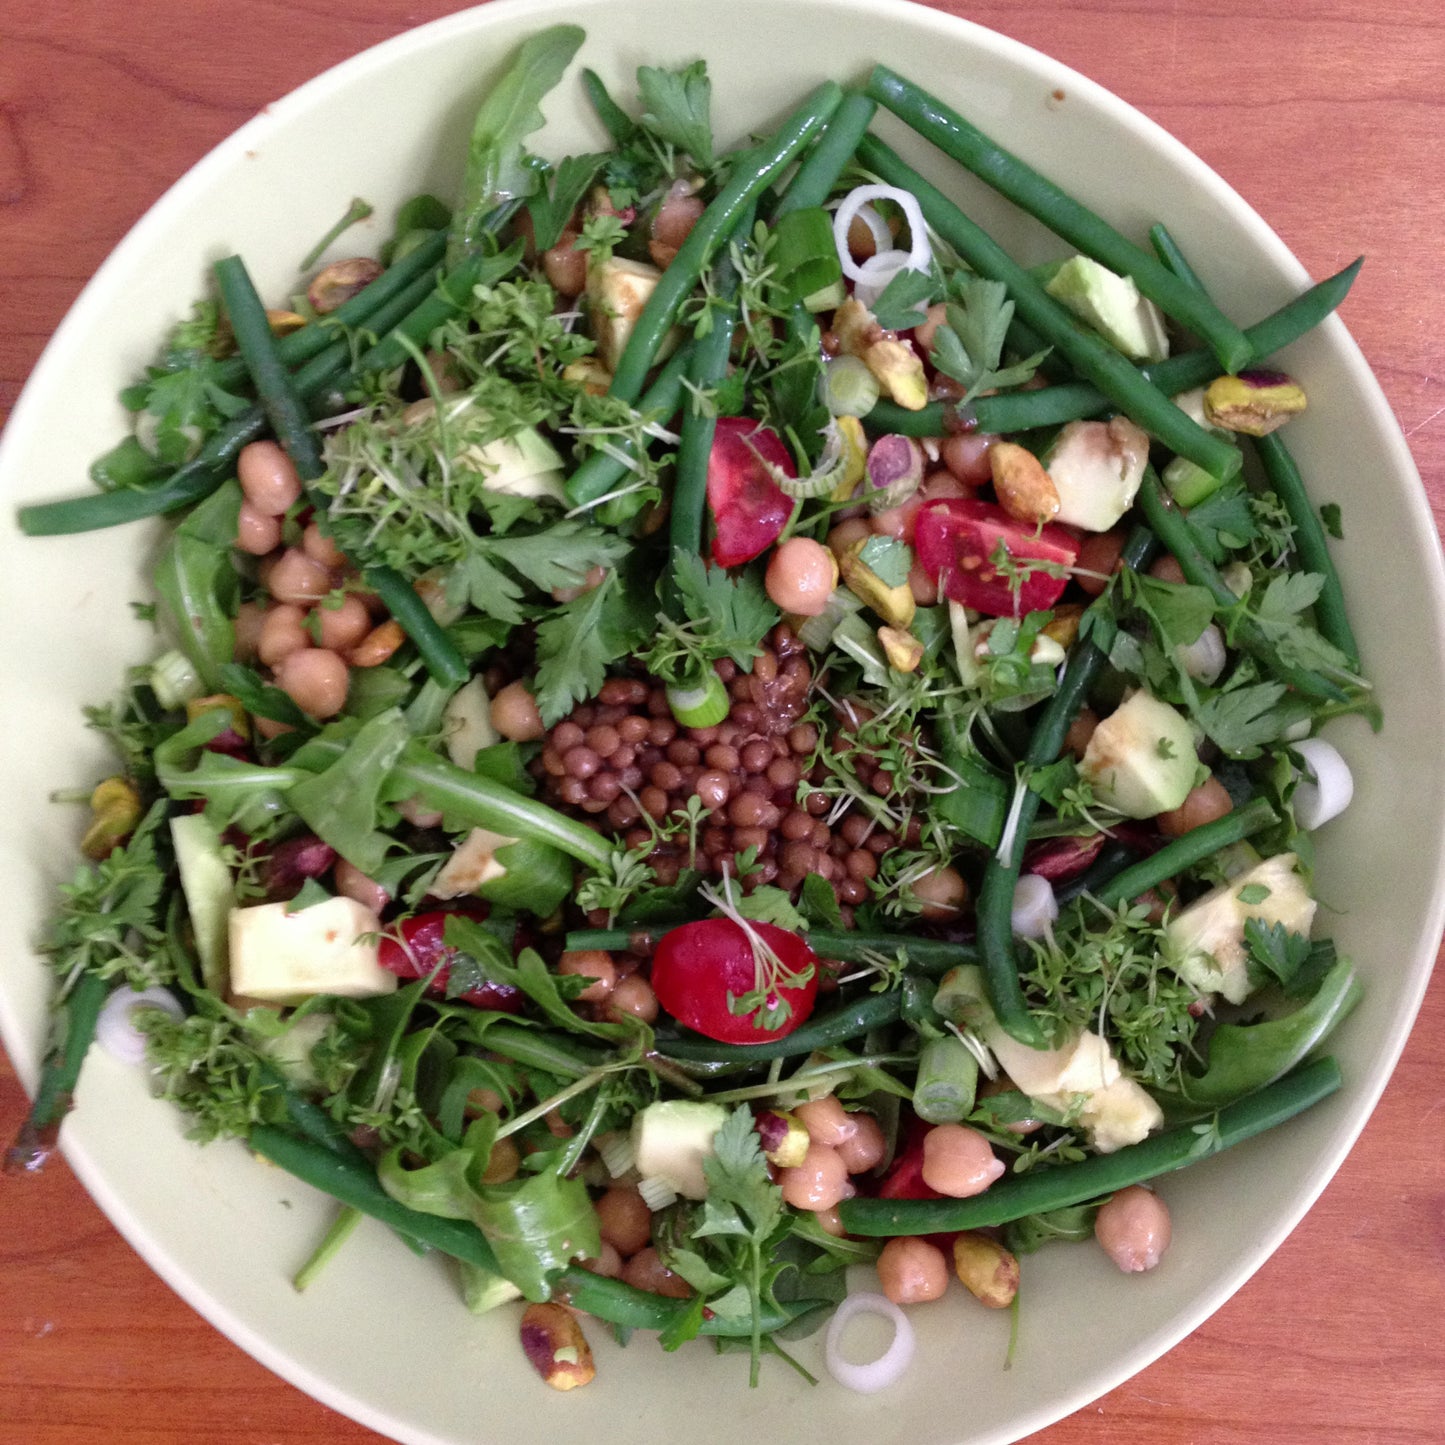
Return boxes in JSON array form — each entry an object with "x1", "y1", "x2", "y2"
[
  {"x1": 930, "y1": 277, "x2": 1049, "y2": 404},
  {"x1": 636, "y1": 60, "x2": 715, "y2": 169}
]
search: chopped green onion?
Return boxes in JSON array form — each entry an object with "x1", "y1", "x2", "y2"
[
  {"x1": 773, "y1": 206, "x2": 842, "y2": 302},
  {"x1": 666, "y1": 672, "x2": 730, "y2": 728},
  {"x1": 1161, "y1": 454, "x2": 1223, "y2": 507},
  {"x1": 148, "y1": 648, "x2": 204, "y2": 709},
  {"x1": 820, "y1": 354, "x2": 881, "y2": 418}
]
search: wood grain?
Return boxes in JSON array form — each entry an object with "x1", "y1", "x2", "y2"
[{"x1": 2, "y1": 2, "x2": 1442, "y2": 1442}]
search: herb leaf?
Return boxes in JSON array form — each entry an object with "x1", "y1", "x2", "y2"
[
  {"x1": 636, "y1": 61, "x2": 715, "y2": 168},
  {"x1": 931, "y1": 277, "x2": 1049, "y2": 403},
  {"x1": 868, "y1": 267, "x2": 939, "y2": 331},
  {"x1": 527, "y1": 152, "x2": 607, "y2": 251}
]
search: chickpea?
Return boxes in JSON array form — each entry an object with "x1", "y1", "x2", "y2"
[
  {"x1": 257, "y1": 603, "x2": 311, "y2": 668},
  {"x1": 1075, "y1": 528, "x2": 1127, "y2": 597},
  {"x1": 765, "y1": 537, "x2": 837, "y2": 616},
  {"x1": 910, "y1": 864, "x2": 968, "y2": 921},
  {"x1": 334, "y1": 858, "x2": 390, "y2": 914},
  {"x1": 301, "y1": 521, "x2": 348, "y2": 571},
  {"x1": 237, "y1": 440, "x2": 302, "y2": 516},
  {"x1": 778, "y1": 1142, "x2": 854, "y2": 1212},
  {"x1": 490, "y1": 680, "x2": 546, "y2": 742},
  {"x1": 558, "y1": 949, "x2": 617, "y2": 1003},
  {"x1": 480, "y1": 1135, "x2": 521, "y2": 1185},
  {"x1": 870, "y1": 495, "x2": 924, "y2": 542},
  {"x1": 1157, "y1": 775, "x2": 1233, "y2": 837},
  {"x1": 826, "y1": 516, "x2": 873, "y2": 558},
  {"x1": 605, "y1": 974, "x2": 658, "y2": 1024},
  {"x1": 594, "y1": 1187, "x2": 652, "y2": 1256},
  {"x1": 941, "y1": 432, "x2": 997, "y2": 486},
  {"x1": 233, "y1": 601, "x2": 268, "y2": 663},
  {"x1": 911, "y1": 302, "x2": 950, "y2": 354},
  {"x1": 541, "y1": 234, "x2": 587, "y2": 297},
  {"x1": 267, "y1": 547, "x2": 333, "y2": 605},
  {"x1": 622, "y1": 1246, "x2": 691, "y2": 1299},
  {"x1": 1148, "y1": 554, "x2": 1188, "y2": 586},
  {"x1": 1094, "y1": 1185, "x2": 1172, "y2": 1273},
  {"x1": 273, "y1": 647, "x2": 349, "y2": 719},
  {"x1": 813, "y1": 1204, "x2": 847, "y2": 1237},
  {"x1": 876, "y1": 1236, "x2": 950, "y2": 1305},
  {"x1": 465, "y1": 1087, "x2": 505, "y2": 1116},
  {"x1": 908, "y1": 558, "x2": 940, "y2": 607},
  {"x1": 579, "y1": 1241, "x2": 624, "y2": 1279},
  {"x1": 314, "y1": 594, "x2": 373, "y2": 653},
  {"x1": 920, "y1": 1124, "x2": 1005, "y2": 1198},
  {"x1": 836, "y1": 1112, "x2": 886, "y2": 1175},
  {"x1": 253, "y1": 715, "x2": 295, "y2": 741},
  {"x1": 236, "y1": 500, "x2": 282, "y2": 556},
  {"x1": 795, "y1": 1095, "x2": 858, "y2": 1148}
]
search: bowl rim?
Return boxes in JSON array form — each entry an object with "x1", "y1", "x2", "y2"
[{"x1": 3, "y1": 1, "x2": 1442, "y2": 1441}]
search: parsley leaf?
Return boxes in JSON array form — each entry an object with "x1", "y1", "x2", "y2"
[
  {"x1": 733, "y1": 886, "x2": 809, "y2": 932},
  {"x1": 1194, "y1": 681, "x2": 1312, "y2": 756},
  {"x1": 1248, "y1": 571, "x2": 1357, "y2": 677},
  {"x1": 1319, "y1": 502, "x2": 1344, "y2": 540},
  {"x1": 645, "y1": 551, "x2": 779, "y2": 683},
  {"x1": 533, "y1": 566, "x2": 654, "y2": 726},
  {"x1": 868, "y1": 267, "x2": 939, "y2": 331},
  {"x1": 1243, "y1": 917, "x2": 1313, "y2": 986},
  {"x1": 930, "y1": 277, "x2": 1049, "y2": 404},
  {"x1": 636, "y1": 60, "x2": 714, "y2": 169},
  {"x1": 455, "y1": 521, "x2": 631, "y2": 625},
  {"x1": 1183, "y1": 479, "x2": 1258, "y2": 562}
]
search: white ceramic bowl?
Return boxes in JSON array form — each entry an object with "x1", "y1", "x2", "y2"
[{"x1": 2, "y1": 2, "x2": 1443, "y2": 1442}]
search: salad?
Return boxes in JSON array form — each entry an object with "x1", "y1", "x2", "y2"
[{"x1": 9, "y1": 24, "x2": 1375, "y2": 1393}]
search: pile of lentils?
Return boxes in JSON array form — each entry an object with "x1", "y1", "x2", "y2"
[{"x1": 531, "y1": 624, "x2": 914, "y2": 916}]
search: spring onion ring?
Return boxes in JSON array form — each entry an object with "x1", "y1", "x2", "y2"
[
  {"x1": 824, "y1": 1290, "x2": 917, "y2": 1393},
  {"x1": 831, "y1": 184, "x2": 932, "y2": 290}
]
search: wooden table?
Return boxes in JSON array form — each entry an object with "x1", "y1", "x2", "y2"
[{"x1": 2, "y1": 2, "x2": 1442, "y2": 1441}]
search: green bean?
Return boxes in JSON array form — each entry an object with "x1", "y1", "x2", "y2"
[
  {"x1": 249, "y1": 1124, "x2": 799, "y2": 1336},
  {"x1": 912, "y1": 1034, "x2": 979, "y2": 1124},
  {"x1": 863, "y1": 259, "x2": 1362, "y2": 440},
  {"x1": 608, "y1": 82, "x2": 843, "y2": 403},
  {"x1": 866, "y1": 66, "x2": 1252, "y2": 374},
  {"x1": 669, "y1": 230, "x2": 748, "y2": 559},
  {"x1": 654, "y1": 989, "x2": 903, "y2": 1063},
  {"x1": 772, "y1": 90, "x2": 877, "y2": 217},
  {"x1": 1254, "y1": 431, "x2": 1360, "y2": 672},
  {"x1": 1147, "y1": 222, "x2": 1207, "y2": 296},
  {"x1": 974, "y1": 526, "x2": 1158, "y2": 1047},
  {"x1": 1135, "y1": 470, "x2": 1348, "y2": 702},
  {"x1": 563, "y1": 923, "x2": 978, "y2": 974},
  {"x1": 563, "y1": 346, "x2": 692, "y2": 509},
  {"x1": 1089, "y1": 796, "x2": 1279, "y2": 910},
  {"x1": 215, "y1": 256, "x2": 328, "y2": 478},
  {"x1": 360, "y1": 566, "x2": 468, "y2": 689},
  {"x1": 838, "y1": 1055, "x2": 1342, "y2": 1236},
  {"x1": 3, "y1": 970, "x2": 108, "y2": 1174},
  {"x1": 856, "y1": 135, "x2": 1241, "y2": 483},
  {"x1": 208, "y1": 230, "x2": 448, "y2": 392}
]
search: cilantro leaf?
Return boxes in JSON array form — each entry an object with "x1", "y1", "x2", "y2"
[
  {"x1": 526, "y1": 152, "x2": 607, "y2": 251},
  {"x1": 457, "y1": 521, "x2": 631, "y2": 625},
  {"x1": 930, "y1": 277, "x2": 1050, "y2": 404},
  {"x1": 797, "y1": 873, "x2": 843, "y2": 930},
  {"x1": 1247, "y1": 571, "x2": 1357, "y2": 678},
  {"x1": 636, "y1": 60, "x2": 714, "y2": 168},
  {"x1": 868, "y1": 267, "x2": 939, "y2": 331}
]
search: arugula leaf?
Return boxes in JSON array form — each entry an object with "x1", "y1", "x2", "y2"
[
  {"x1": 288, "y1": 710, "x2": 411, "y2": 876},
  {"x1": 636, "y1": 60, "x2": 714, "y2": 168},
  {"x1": 449, "y1": 24, "x2": 586, "y2": 264},
  {"x1": 931, "y1": 277, "x2": 1050, "y2": 404},
  {"x1": 470, "y1": 1171, "x2": 601, "y2": 1302},
  {"x1": 526, "y1": 152, "x2": 608, "y2": 251},
  {"x1": 868, "y1": 267, "x2": 939, "y2": 331}
]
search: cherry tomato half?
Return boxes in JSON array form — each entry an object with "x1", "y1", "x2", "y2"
[
  {"x1": 377, "y1": 907, "x2": 525, "y2": 1012},
  {"x1": 706, "y1": 416, "x2": 795, "y2": 568},
  {"x1": 650, "y1": 917, "x2": 820, "y2": 1044},
  {"x1": 913, "y1": 496, "x2": 1079, "y2": 617}
]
